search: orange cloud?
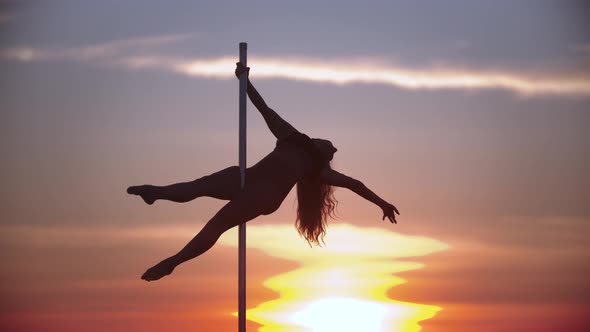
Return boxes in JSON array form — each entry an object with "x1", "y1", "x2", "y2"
[{"x1": 1, "y1": 222, "x2": 448, "y2": 331}]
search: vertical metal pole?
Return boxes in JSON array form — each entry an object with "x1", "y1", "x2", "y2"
[{"x1": 238, "y1": 42, "x2": 247, "y2": 332}]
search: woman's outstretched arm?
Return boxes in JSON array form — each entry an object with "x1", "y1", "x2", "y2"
[
  {"x1": 235, "y1": 62, "x2": 298, "y2": 140},
  {"x1": 320, "y1": 168, "x2": 400, "y2": 223}
]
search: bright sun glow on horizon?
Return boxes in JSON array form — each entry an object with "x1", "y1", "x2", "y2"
[
  {"x1": 1, "y1": 211, "x2": 449, "y2": 331},
  {"x1": 220, "y1": 224, "x2": 449, "y2": 332}
]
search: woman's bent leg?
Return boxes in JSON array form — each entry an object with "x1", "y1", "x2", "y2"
[
  {"x1": 141, "y1": 195, "x2": 262, "y2": 281},
  {"x1": 128, "y1": 166, "x2": 241, "y2": 204}
]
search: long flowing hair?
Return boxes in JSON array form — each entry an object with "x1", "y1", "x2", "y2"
[{"x1": 296, "y1": 174, "x2": 338, "y2": 246}]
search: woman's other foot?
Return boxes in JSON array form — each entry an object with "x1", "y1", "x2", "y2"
[
  {"x1": 141, "y1": 257, "x2": 177, "y2": 282},
  {"x1": 127, "y1": 185, "x2": 157, "y2": 205}
]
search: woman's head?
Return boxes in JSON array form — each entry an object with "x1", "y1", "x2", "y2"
[
  {"x1": 295, "y1": 172, "x2": 338, "y2": 246},
  {"x1": 312, "y1": 138, "x2": 337, "y2": 161}
]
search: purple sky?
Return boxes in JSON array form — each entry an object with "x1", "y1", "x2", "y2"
[{"x1": 1, "y1": 1, "x2": 589, "y2": 331}]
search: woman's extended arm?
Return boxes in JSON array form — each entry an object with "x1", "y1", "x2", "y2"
[
  {"x1": 320, "y1": 168, "x2": 400, "y2": 223},
  {"x1": 235, "y1": 63, "x2": 297, "y2": 140}
]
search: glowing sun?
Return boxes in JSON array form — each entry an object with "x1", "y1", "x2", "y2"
[{"x1": 221, "y1": 223, "x2": 449, "y2": 332}]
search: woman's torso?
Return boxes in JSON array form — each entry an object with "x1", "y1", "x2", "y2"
[
  {"x1": 248, "y1": 134, "x2": 316, "y2": 183},
  {"x1": 240, "y1": 132, "x2": 329, "y2": 215}
]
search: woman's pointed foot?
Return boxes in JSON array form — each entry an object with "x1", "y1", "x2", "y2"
[
  {"x1": 141, "y1": 258, "x2": 176, "y2": 282},
  {"x1": 127, "y1": 185, "x2": 157, "y2": 205}
]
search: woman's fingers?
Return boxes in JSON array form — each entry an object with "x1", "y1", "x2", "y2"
[
  {"x1": 383, "y1": 205, "x2": 399, "y2": 224},
  {"x1": 236, "y1": 62, "x2": 248, "y2": 71},
  {"x1": 383, "y1": 213, "x2": 396, "y2": 224},
  {"x1": 235, "y1": 62, "x2": 250, "y2": 77}
]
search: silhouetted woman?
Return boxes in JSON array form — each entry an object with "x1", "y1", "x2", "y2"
[{"x1": 128, "y1": 63, "x2": 400, "y2": 281}]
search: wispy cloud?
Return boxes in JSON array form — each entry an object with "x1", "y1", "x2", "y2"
[
  {"x1": 0, "y1": 34, "x2": 192, "y2": 62},
  {"x1": 176, "y1": 56, "x2": 590, "y2": 97},
  {"x1": 2, "y1": 35, "x2": 590, "y2": 97}
]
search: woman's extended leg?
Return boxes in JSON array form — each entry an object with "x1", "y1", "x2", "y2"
[
  {"x1": 127, "y1": 166, "x2": 241, "y2": 204},
  {"x1": 140, "y1": 193, "x2": 263, "y2": 281}
]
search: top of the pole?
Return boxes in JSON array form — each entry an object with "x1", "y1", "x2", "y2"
[{"x1": 239, "y1": 42, "x2": 247, "y2": 66}]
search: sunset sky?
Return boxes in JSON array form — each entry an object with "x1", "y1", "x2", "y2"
[{"x1": 1, "y1": 1, "x2": 589, "y2": 331}]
